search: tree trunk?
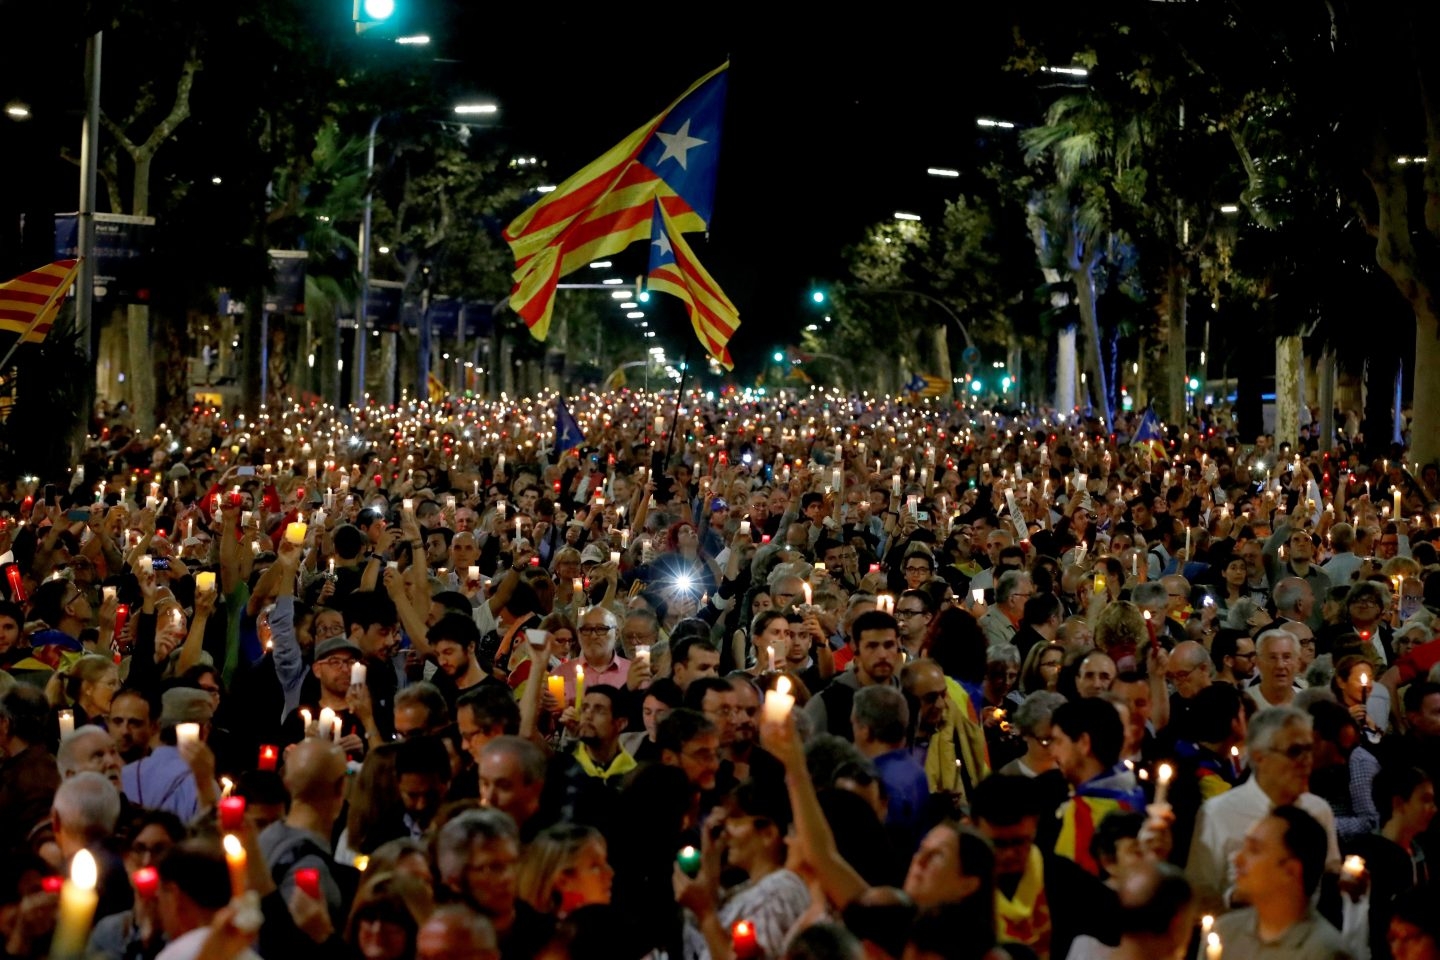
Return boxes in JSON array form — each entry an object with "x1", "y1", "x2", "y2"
[
  {"x1": 1166, "y1": 258, "x2": 1188, "y2": 424},
  {"x1": 930, "y1": 324, "x2": 952, "y2": 395},
  {"x1": 1054, "y1": 325, "x2": 1077, "y2": 416},
  {"x1": 1072, "y1": 255, "x2": 1112, "y2": 425},
  {"x1": 1413, "y1": 309, "x2": 1440, "y2": 465},
  {"x1": 125, "y1": 155, "x2": 157, "y2": 430},
  {"x1": 1275, "y1": 335, "x2": 1302, "y2": 448},
  {"x1": 1317, "y1": 347, "x2": 1336, "y2": 452}
]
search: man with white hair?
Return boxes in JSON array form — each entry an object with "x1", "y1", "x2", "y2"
[
  {"x1": 1185, "y1": 707, "x2": 1339, "y2": 912},
  {"x1": 1248, "y1": 629, "x2": 1302, "y2": 710},
  {"x1": 58, "y1": 727, "x2": 124, "y2": 791},
  {"x1": 981, "y1": 570, "x2": 1032, "y2": 647},
  {"x1": 52, "y1": 771, "x2": 131, "y2": 919}
]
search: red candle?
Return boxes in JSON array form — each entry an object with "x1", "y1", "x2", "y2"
[
  {"x1": 218, "y1": 796, "x2": 246, "y2": 831},
  {"x1": 132, "y1": 866, "x2": 159, "y2": 899},
  {"x1": 41, "y1": 875, "x2": 62, "y2": 894},
  {"x1": 113, "y1": 603, "x2": 129, "y2": 643},
  {"x1": 761, "y1": 535, "x2": 771, "y2": 544},
  {"x1": 294, "y1": 867, "x2": 320, "y2": 899},
  {"x1": 4, "y1": 564, "x2": 24, "y2": 602},
  {"x1": 258, "y1": 744, "x2": 278, "y2": 771},
  {"x1": 731, "y1": 919, "x2": 759, "y2": 959}
]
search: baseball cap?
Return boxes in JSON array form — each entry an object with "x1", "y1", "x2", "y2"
[
  {"x1": 161, "y1": 687, "x2": 214, "y2": 727},
  {"x1": 710, "y1": 498, "x2": 729, "y2": 512},
  {"x1": 580, "y1": 544, "x2": 606, "y2": 566},
  {"x1": 314, "y1": 636, "x2": 364, "y2": 661}
]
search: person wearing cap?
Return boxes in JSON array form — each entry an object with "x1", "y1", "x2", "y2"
[
  {"x1": 579, "y1": 543, "x2": 607, "y2": 573},
  {"x1": 120, "y1": 688, "x2": 219, "y2": 820},
  {"x1": 698, "y1": 497, "x2": 729, "y2": 557},
  {"x1": 280, "y1": 634, "x2": 374, "y2": 758}
]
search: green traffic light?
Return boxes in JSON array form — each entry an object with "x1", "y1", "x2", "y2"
[
  {"x1": 773, "y1": 352, "x2": 785, "y2": 363},
  {"x1": 811, "y1": 291, "x2": 825, "y2": 304},
  {"x1": 970, "y1": 380, "x2": 983, "y2": 393},
  {"x1": 1187, "y1": 377, "x2": 1200, "y2": 391}
]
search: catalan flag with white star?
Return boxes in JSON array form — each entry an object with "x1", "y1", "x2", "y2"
[
  {"x1": 504, "y1": 63, "x2": 738, "y2": 367},
  {"x1": 0, "y1": 259, "x2": 80, "y2": 346}
]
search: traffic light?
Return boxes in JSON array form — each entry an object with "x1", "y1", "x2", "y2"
[
  {"x1": 1187, "y1": 376, "x2": 1200, "y2": 391},
  {"x1": 353, "y1": 0, "x2": 396, "y2": 32},
  {"x1": 811, "y1": 290, "x2": 825, "y2": 304}
]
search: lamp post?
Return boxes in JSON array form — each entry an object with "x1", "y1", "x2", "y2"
[{"x1": 352, "y1": 113, "x2": 384, "y2": 407}]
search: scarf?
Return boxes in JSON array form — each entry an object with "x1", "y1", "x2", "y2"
[{"x1": 995, "y1": 845, "x2": 1051, "y2": 954}]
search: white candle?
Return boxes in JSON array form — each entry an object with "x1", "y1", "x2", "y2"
[
  {"x1": 332, "y1": 716, "x2": 343, "y2": 742},
  {"x1": 497, "y1": 453, "x2": 506, "y2": 474},
  {"x1": 1154, "y1": 762, "x2": 1173, "y2": 808},
  {"x1": 175, "y1": 722, "x2": 200, "y2": 746},
  {"x1": 1206, "y1": 932, "x2": 1222, "y2": 960},
  {"x1": 1342, "y1": 854, "x2": 1366, "y2": 878},
  {"x1": 318, "y1": 707, "x2": 336, "y2": 741},
  {"x1": 654, "y1": 415, "x2": 665, "y2": 434},
  {"x1": 876, "y1": 594, "x2": 895, "y2": 614},
  {"x1": 515, "y1": 516, "x2": 523, "y2": 540},
  {"x1": 58, "y1": 709, "x2": 75, "y2": 737},
  {"x1": 892, "y1": 475, "x2": 901, "y2": 497},
  {"x1": 52, "y1": 849, "x2": 99, "y2": 959},
  {"x1": 610, "y1": 551, "x2": 621, "y2": 565},
  {"x1": 762, "y1": 675, "x2": 795, "y2": 723},
  {"x1": 801, "y1": 582, "x2": 812, "y2": 605},
  {"x1": 350, "y1": 662, "x2": 367, "y2": 686},
  {"x1": 739, "y1": 520, "x2": 751, "y2": 536},
  {"x1": 307, "y1": 459, "x2": 317, "y2": 478},
  {"x1": 468, "y1": 565, "x2": 480, "y2": 582},
  {"x1": 300, "y1": 708, "x2": 312, "y2": 732}
]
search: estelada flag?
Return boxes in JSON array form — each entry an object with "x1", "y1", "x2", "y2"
[{"x1": 0, "y1": 259, "x2": 81, "y2": 344}]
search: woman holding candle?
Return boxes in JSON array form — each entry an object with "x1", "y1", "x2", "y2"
[
  {"x1": 517, "y1": 824, "x2": 614, "y2": 918},
  {"x1": 674, "y1": 784, "x2": 809, "y2": 960},
  {"x1": 1330, "y1": 655, "x2": 1388, "y2": 738},
  {"x1": 50, "y1": 655, "x2": 120, "y2": 730}
]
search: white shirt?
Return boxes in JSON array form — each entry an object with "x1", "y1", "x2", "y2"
[
  {"x1": 1184, "y1": 777, "x2": 1341, "y2": 911},
  {"x1": 156, "y1": 926, "x2": 260, "y2": 960}
]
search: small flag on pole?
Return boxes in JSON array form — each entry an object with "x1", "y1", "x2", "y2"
[
  {"x1": 0, "y1": 259, "x2": 81, "y2": 346},
  {"x1": 554, "y1": 397, "x2": 584, "y2": 456}
]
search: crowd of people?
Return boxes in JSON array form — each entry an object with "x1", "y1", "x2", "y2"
[{"x1": 0, "y1": 387, "x2": 1436, "y2": 960}]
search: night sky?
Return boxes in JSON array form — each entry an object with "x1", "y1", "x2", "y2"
[{"x1": 0, "y1": 2, "x2": 1041, "y2": 370}]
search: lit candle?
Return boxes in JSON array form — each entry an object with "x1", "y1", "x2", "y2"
[
  {"x1": 731, "y1": 919, "x2": 758, "y2": 959},
  {"x1": 801, "y1": 581, "x2": 812, "y2": 605},
  {"x1": 1206, "y1": 932, "x2": 1222, "y2": 960},
  {"x1": 892, "y1": 474, "x2": 901, "y2": 497},
  {"x1": 546, "y1": 674, "x2": 566, "y2": 707},
  {"x1": 762, "y1": 675, "x2": 795, "y2": 723},
  {"x1": 572, "y1": 577, "x2": 585, "y2": 599},
  {"x1": 876, "y1": 594, "x2": 895, "y2": 614},
  {"x1": 132, "y1": 865, "x2": 159, "y2": 900},
  {"x1": 677, "y1": 845, "x2": 702, "y2": 878},
  {"x1": 350, "y1": 662, "x2": 367, "y2": 686},
  {"x1": 609, "y1": 550, "x2": 621, "y2": 565},
  {"x1": 1201, "y1": 915, "x2": 1214, "y2": 936},
  {"x1": 1394, "y1": 487, "x2": 1402, "y2": 517},
  {"x1": 58, "y1": 709, "x2": 75, "y2": 737},
  {"x1": 52, "y1": 849, "x2": 99, "y2": 959},
  {"x1": 468, "y1": 564, "x2": 480, "y2": 582},
  {"x1": 318, "y1": 707, "x2": 335, "y2": 740},
  {"x1": 195, "y1": 571, "x2": 216, "y2": 594},
  {"x1": 175, "y1": 722, "x2": 200, "y2": 746},
  {"x1": 258, "y1": 744, "x2": 278, "y2": 771},
  {"x1": 1343, "y1": 854, "x2": 1366, "y2": 878},
  {"x1": 219, "y1": 796, "x2": 246, "y2": 831},
  {"x1": 515, "y1": 516, "x2": 523, "y2": 540},
  {"x1": 284, "y1": 522, "x2": 307, "y2": 545},
  {"x1": 738, "y1": 519, "x2": 750, "y2": 536},
  {"x1": 576, "y1": 665, "x2": 585, "y2": 704},
  {"x1": 331, "y1": 716, "x2": 343, "y2": 742},
  {"x1": 222, "y1": 833, "x2": 247, "y2": 899},
  {"x1": 1154, "y1": 763, "x2": 1173, "y2": 808},
  {"x1": 294, "y1": 868, "x2": 321, "y2": 899}
]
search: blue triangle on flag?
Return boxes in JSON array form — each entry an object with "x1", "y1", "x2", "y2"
[{"x1": 554, "y1": 397, "x2": 584, "y2": 456}]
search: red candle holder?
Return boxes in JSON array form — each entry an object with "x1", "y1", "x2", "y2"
[
  {"x1": 218, "y1": 796, "x2": 246, "y2": 831},
  {"x1": 132, "y1": 866, "x2": 159, "y2": 899},
  {"x1": 294, "y1": 867, "x2": 321, "y2": 899},
  {"x1": 4, "y1": 563, "x2": 25, "y2": 603},
  {"x1": 731, "y1": 920, "x2": 758, "y2": 959},
  {"x1": 258, "y1": 744, "x2": 278, "y2": 771}
]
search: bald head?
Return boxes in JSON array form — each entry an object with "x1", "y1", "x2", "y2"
[
  {"x1": 416, "y1": 906, "x2": 498, "y2": 960},
  {"x1": 1116, "y1": 861, "x2": 1195, "y2": 944},
  {"x1": 283, "y1": 739, "x2": 347, "y2": 807},
  {"x1": 1169, "y1": 641, "x2": 1209, "y2": 673}
]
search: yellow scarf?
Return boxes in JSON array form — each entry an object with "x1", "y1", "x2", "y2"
[
  {"x1": 573, "y1": 743, "x2": 638, "y2": 782},
  {"x1": 995, "y1": 845, "x2": 1050, "y2": 950}
]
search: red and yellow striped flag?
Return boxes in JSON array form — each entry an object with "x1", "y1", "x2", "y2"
[
  {"x1": 646, "y1": 204, "x2": 739, "y2": 369},
  {"x1": 503, "y1": 65, "x2": 723, "y2": 340},
  {"x1": 0, "y1": 259, "x2": 81, "y2": 345}
]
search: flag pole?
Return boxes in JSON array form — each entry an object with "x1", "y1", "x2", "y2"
[
  {"x1": 0, "y1": 262, "x2": 79, "y2": 373},
  {"x1": 663, "y1": 347, "x2": 691, "y2": 468}
]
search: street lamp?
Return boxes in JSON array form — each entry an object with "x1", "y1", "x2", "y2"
[
  {"x1": 926, "y1": 167, "x2": 959, "y2": 178},
  {"x1": 894, "y1": 211, "x2": 922, "y2": 222},
  {"x1": 4, "y1": 101, "x2": 30, "y2": 120},
  {"x1": 454, "y1": 103, "x2": 498, "y2": 115}
]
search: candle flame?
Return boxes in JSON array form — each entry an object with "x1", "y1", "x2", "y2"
[
  {"x1": 222, "y1": 834, "x2": 244, "y2": 858},
  {"x1": 776, "y1": 675, "x2": 792, "y2": 697},
  {"x1": 71, "y1": 848, "x2": 97, "y2": 890},
  {"x1": 1158, "y1": 762, "x2": 1173, "y2": 784}
]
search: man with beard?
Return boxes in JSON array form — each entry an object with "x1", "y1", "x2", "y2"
[
  {"x1": 805, "y1": 610, "x2": 904, "y2": 739},
  {"x1": 108, "y1": 687, "x2": 160, "y2": 764},
  {"x1": 572, "y1": 685, "x2": 636, "y2": 786},
  {"x1": 342, "y1": 590, "x2": 402, "y2": 740},
  {"x1": 1210, "y1": 630, "x2": 1258, "y2": 687},
  {"x1": 430, "y1": 613, "x2": 497, "y2": 712}
]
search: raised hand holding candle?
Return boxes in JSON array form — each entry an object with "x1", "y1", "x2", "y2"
[
  {"x1": 52, "y1": 849, "x2": 99, "y2": 959},
  {"x1": 677, "y1": 845, "x2": 702, "y2": 878}
]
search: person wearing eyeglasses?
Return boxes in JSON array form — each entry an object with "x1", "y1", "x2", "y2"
[
  {"x1": 554, "y1": 606, "x2": 630, "y2": 705},
  {"x1": 895, "y1": 590, "x2": 935, "y2": 658},
  {"x1": 1185, "y1": 706, "x2": 1340, "y2": 914}
]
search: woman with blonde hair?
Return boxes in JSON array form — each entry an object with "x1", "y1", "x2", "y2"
[
  {"x1": 1092, "y1": 601, "x2": 1148, "y2": 668},
  {"x1": 48, "y1": 653, "x2": 119, "y2": 728},
  {"x1": 344, "y1": 870, "x2": 434, "y2": 960},
  {"x1": 516, "y1": 823, "x2": 613, "y2": 918}
]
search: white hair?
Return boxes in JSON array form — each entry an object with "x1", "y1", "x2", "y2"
[{"x1": 52, "y1": 771, "x2": 120, "y2": 841}]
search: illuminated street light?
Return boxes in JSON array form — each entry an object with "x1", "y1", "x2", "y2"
[
  {"x1": 589, "y1": 261, "x2": 612, "y2": 269},
  {"x1": 211, "y1": 176, "x2": 222, "y2": 185},
  {"x1": 1041, "y1": 65, "x2": 1089, "y2": 76},
  {"x1": 626, "y1": 311, "x2": 645, "y2": 319},
  {"x1": 609, "y1": 291, "x2": 629, "y2": 299},
  {"x1": 620, "y1": 302, "x2": 637, "y2": 309},
  {"x1": 894, "y1": 212, "x2": 922, "y2": 222},
  {"x1": 1220, "y1": 204, "x2": 1240, "y2": 214},
  {"x1": 5, "y1": 102, "x2": 31, "y2": 120},
  {"x1": 454, "y1": 103, "x2": 499, "y2": 115},
  {"x1": 378, "y1": 245, "x2": 390, "y2": 254},
  {"x1": 535, "y1": 185, "x2": 556, "y2": 193},
  {"x1": 927, "y1": 167, "x2": 960, "y2": 178},
  {"x1": 976, "y1": 118, "x2": 1015, "y2": 129},
  {"x1": 396, "y1": 35, "x2": 431, "y2": 44},
  {"x1": 773, "y1": 352, "x2": 785, "y2": 363},
  {"x1": 601, "y1": 278, "x2": 624, "y2": 285}
]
